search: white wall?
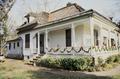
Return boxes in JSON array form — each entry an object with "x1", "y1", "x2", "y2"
[
  {"x1": 75, "y1": 23, "x2": 91, "y2": 47},
  {"x1": 20, "y1": 30, "x2": 38, "y2": 58},
  {"x1": 75, "y1": 25, "x2": 83, "y2": 47},
  {"x1": 48, "y1": 29, "x2": 66, "y2": 48},
  {"x1": 7, "y1": 40, "x2": 23, "y2": 56},
  {"x1": 92, "y1": 17, "x2": 118, "y2": 47}
]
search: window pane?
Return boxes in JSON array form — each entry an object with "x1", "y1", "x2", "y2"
[
  {"x1": 14, "y1": 43, "x2": 15, "y2": 49},
  {"x1": 9, "y1": 43, "x2": 11, "y2": 50},
  {"x1": 66, "y1": 29, "x2": 71, "y2": 47},
  {"x1": 36, "y1": 33, "x2": 38, "y2": 48},
  {"x1": 17, "y1": 42, "x2": 19, "y2": 47},
  {"x1": 25, "y1": 34, "x2": 30, "y2": 48}
]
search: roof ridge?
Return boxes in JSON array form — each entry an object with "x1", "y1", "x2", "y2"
[{"x1": 50, "y1": 2, "x2": 85, "y2": 14}]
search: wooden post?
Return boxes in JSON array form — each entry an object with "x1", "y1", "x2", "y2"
[
  {"x1": 90, "y1": 17, "x2": 94, "y2": 47},
  {"x1": 71, "y1": 23, "x2": 76, "y2": 47}
]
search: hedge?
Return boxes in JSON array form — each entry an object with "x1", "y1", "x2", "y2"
[
  {"x1": 36, "y1": 56, "x2": 93, "y2": 71},
  {"x1": 106, "y1": 54, "x2": 120, "y2": 64}
]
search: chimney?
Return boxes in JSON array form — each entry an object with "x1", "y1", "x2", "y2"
[
  {"x1": 66, "y1": 2, "x2": 73, "y2": 7},
  {"x1": 109, "y1": 17, "x2": 113, "y2": 21},
  {"x1": 25, "y1": 14, "x2": 30, "y2": 23}
]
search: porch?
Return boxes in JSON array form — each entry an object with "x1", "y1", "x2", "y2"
[{"x1": 31, "y1": 18, "x2": 120, "y2": 59}]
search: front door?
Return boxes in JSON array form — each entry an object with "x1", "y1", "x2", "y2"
[
  {"x1": 66, "y1": 29, "x2": 71, "y2": 47},
  {"x1": 40, "y1": 34, "x2": 45, "y2": 54}
]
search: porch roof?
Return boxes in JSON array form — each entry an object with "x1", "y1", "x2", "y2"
[{"x1": 7, "y1": 37, "x2": 22, "y2": 43}]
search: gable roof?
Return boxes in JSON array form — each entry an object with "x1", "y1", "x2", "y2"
[
  {"x1": 17, "y1": 3, "x2": 118, "y2": 34},
  {"x1": 17, "y1": 9, "x2": 93, "y2": 34},
  {"x1": 18, "y1": 3, "x2": 85, "y2": 29},
  {"x1": 49, "y1": 3, "x2": 85, "y2": 21},
  {"x1": 7, "y1": 37, "x2": 22, "y2": 43}
]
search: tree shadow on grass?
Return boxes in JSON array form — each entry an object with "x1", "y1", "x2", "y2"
[{"x1": 27, "y1": 69, "x2": 113, "y2": 79}]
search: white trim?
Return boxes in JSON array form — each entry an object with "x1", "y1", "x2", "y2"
[
  {"x1": 71, "y1": 23, "x2": 76, "y2": 47},
  {"x1": 90, "y1": 17, "x2": 94, "y2": 46}
]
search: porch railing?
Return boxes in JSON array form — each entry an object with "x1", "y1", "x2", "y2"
[{"x1": 46, "y1": 46, "x2": 120, "y2": 58}]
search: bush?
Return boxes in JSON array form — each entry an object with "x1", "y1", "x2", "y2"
[
  {"x1": 106, "y1": 55, "x2": 120, "y2": 64},
  {"x1": 97, "y1": 57, "x2": 104, "y2": 66},
  {"x1": 36, "y1": 54, "x2": 120, "y2": 71},
  {"x1": 37, "y1": 56, "x2": 93, "y2": 71},
  {"x1": 114, "y1": 55, "x2": 120, "y2": 63},
  {"x1": 60, "y1": 57, "x2": 91, "y2": 71},
  {"x1": 106, "y1": 55, "x2": 116, "y2": 64},
  {"x1": 39, "y1": 57, "x2": 61, "y2": 68}
]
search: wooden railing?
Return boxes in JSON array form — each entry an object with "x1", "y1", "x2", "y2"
[{"x1": 46, "y1": 46, "x2": 120, "y2": 58}]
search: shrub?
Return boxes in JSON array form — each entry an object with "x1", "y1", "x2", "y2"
[
  {"x1": 114, "y1": 55, "x2": 120, "y2": 63},
  {"x1": 60, "y1": 57, "x2": 92, "y2": 71},
  {"x1": 37, "y1": 56, "x2": 93, "y2": 71},
  {"x1": 103, "y1": 63, "x2": 113, "y2": 70},
  {"x1": 106, "y1": 55, "x2": 120, "y2": 64},
  {"x1": 97, "y1": 57, "x2": 104, "y2": 66},
  {"x1": 39, "y1": 57, "x2": 61, "y2": 68},
  {"x1": 106, "y1": 55, "x2": 116, "y2": 64}
]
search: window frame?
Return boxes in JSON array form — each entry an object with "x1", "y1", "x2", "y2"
[
  {"x1": 9, "y1": 43, "x2": 11, "y2": 50},
  {"x1": 13, "y1": 43, "x2": 16, "y2": 49},
  {"x1": 17, "y1": 42, "x2": 19, "y2": 47},
  {"x1": 25, "y1": 34, "x2": 30, "y2": 48}
]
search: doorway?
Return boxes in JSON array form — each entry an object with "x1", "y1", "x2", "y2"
[
  {"x1": 66, "y1": 29, "x2": 71, "y2": 47},
  {"x1": 40, "y1": 33, "x2": 45, "y2": 54}
]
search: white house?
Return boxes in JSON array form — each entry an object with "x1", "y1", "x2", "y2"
[
  {"x1": 6, "y1": 37, "x2": 23, "y2": 59},
  {"x1": 8, "y1": 3, "x2": 120, "y2": 60}
]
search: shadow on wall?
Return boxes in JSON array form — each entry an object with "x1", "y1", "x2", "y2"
[
  {"x1": 27, "y1": 69, "x2": 113, "y2": 79},
  {"x1": 5, "y1": 54, "x2": 24, "y2": 60}
]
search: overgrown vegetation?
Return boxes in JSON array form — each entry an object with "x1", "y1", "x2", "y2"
[
  {"x1": 94, "y1": 54, "x2": 120, "y2": 71},
  {"x1": 36, "y1": 55, "x2": 120, "y2": 72},
  {"x1": 36, "y1": 56, "x2": 94, "y2": 71}
]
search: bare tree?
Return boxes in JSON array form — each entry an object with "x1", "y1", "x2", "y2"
[{"x1": 0, "y1": 0, "x2": 16, "y2": 54}]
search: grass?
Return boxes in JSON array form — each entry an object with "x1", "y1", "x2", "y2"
[{"x1": 0, "y1": 59, "x2": 119, "y2": 79}]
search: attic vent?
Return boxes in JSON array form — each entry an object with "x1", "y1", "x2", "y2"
[{"x1": 66, "y1": 2, "x2": 72, "y2": 7}]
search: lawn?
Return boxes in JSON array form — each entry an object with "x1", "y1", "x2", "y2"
[{"x1": 0, "y1": 59, "x2": 119, "y2": 79}]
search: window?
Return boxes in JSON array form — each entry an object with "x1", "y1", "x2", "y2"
[
  {"x1": 111, "y1": 38, "x2": 115, "y2": 46},
  {"x1": 36, "y1": 33, "x2": 38, "y2": 48},
  {"x1": 17, "y1": 42, "x2": 19, "y2": 47},
  {"x1": 94, "y1": 29, "x2": 99, "y2": 46},
  {"x1": 25, "y1": 34, "x2": 30, "y2": 48},
  {"x1": 9, "y1": 43, "x2": 11, "y2": 50},
  {"x1": 13, "y1": 43, "x2": 15, "y2": 49},
  {"x1": 103, "y1": 37, "x2": 107, "y2": 46},
  {"x1": 66, "y1": 29, "x2": 71, "y2": 47}
]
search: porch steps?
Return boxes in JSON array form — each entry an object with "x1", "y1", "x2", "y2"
[{"x1": 25, "y1": 54, "x2": 44, "y2": 66}]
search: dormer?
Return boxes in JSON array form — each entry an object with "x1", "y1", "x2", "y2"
[
  {"x1": 24, "y1": 12, "x2": 49, "y2": 24},
  {"x1": 24, "y1": 13, "x2": 36, "y2": 23}
]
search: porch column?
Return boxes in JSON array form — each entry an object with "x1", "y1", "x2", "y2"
[
  {"x1": 71, "y1": 23, "x2": 76, "y2": 47},
  {"x1": 45, "y1": 29, "x2": 49, "y2": 49},
  {"x1": 90, "y1": 18, "x2": 94, "y2": 46},
  {"x1": 115, "y1": 32, "x2": 118, "y2": 47},
  {"x1": 37, "y1": 32, "x2": 40, "y2": 54},
  {"x1": 100, "y1": 26, "x2": 103, "y2": 47},
  {"x1": 108, "y1": 30, "x2": 111, "y2": 47}
]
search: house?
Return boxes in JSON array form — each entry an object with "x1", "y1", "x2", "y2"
[
  {"x1": 6, "y1": 37, "x2": 23, "y2": 59},
  {"x1": 7, "y1": 3, "x2": 120, "y2": 60}
]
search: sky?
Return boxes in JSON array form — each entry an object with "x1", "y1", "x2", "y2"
[{"x1": 7, "y1": 0, "x2": 120, "y2": 31}]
